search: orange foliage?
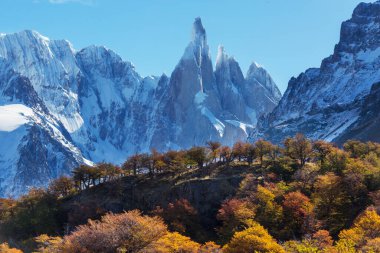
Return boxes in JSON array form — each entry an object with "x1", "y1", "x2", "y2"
[
  {"x1": 0, "y1": 243, "x2": 22, "y2": 253},
  {"x1": 63, "y1": 210, "x2": 167, "y2": 253}
]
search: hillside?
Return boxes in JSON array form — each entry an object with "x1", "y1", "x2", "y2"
[{"x1": 1, "y1": 136, "x2": 380, "y2": 252}]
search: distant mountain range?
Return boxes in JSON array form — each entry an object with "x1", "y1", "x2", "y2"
[
  {"x1": 1, "y1": 0, "x2": 379, "y2": 197},
  {"x1": 0, "y1": 18, "x2": 280, "y2": 197}
]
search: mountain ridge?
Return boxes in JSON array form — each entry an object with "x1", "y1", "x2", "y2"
[
  {"x1": 254, "y1": 0, "x2": 380, "y2": 144},
  {"x1": 0, "y1": 18, "x2": 281, "y2": 197}
]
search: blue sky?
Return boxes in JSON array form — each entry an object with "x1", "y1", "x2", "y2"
[{"x1": 0, "y1": 0, "x2": 374, "y2": 92}]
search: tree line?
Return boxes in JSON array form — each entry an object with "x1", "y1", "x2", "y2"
[{"x1": 1, "y1": 135, "x2": 380, "y2": 252}]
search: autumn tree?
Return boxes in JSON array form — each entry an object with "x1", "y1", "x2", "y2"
[
  {"x1": 147, "y1": 233, "x2": 222, "y2": 253},
  {"x1": 34, "y1": 234, "x2": 63, "y2": 253},
  {"x1": 268, "y1": 144, "x2": 281, "y2": 164},
  {"x1": 284, "y1": 230, "x2": 333, "y2": 252},
  {"x1": 62, "y1": 210, "x2": 167, "y2": 253},
  {"x1": 284, "y1": 133, "x2": 312, "y2": 168},
  {"x1": 153, "y1": 199, "x2": 201, "y2": 239},
  {"x1": 219, "y1": 146, "x2": 232, "y2": 164},
  {"x1": 151, "y1": 148, "x2": 166, "y2": 173},
  {"x1": 122, "y1": 154, "x2": 141, "y2": 176},
  {"x1": 0, "y1": 188, "x2": 60, "y2": 241},
  {"x1": 312, "y1": 173, "x2": 350, "y2": 235},
  {"x1": 48, "y1": 176, "x2": 75, "y2": 198},
  {"x1": 343, "y1": 140, "x2": 369, "y2": 158},
  {"x1": 198, "y1": 241, "x2": 222, "y2": 253},
  {"x1": 251, "y1": 185, "x2": 283, "y2": 236},
  {"x1": 254, "y1": 139, "x2": 273, "y2": 167},
  {"x1": 97, "y1": 163, "x2": 123, "y2": 182},
  {"x1": 245, "y1": 143, "x2": 256, "y2": 165},
  {"x1": 312, "y1": 230, "x2": 334, "y2": 250},
  {"x1": 223, "y1": 221, "x2": 285, "y2": 253},
  {"x1": 0, "y1": 243, "x2": 22, "y2": 253},
  {"x1": 139, "y1": 153, "x2": 153, "y2": 174},
  {"x1": 312, "y1": 140, "x2": 333, "y2": 167},
  {"x1": 186, "y1": 147, "x2": 207, "y2": 169},
  {"x1": 72, "y1": 165, "x2": 94, "y2": 189},
  {"x1": 237, "y1": 174, "x2": 257, "y2": 198},
  {"x1": 292, "y1": 163, "x2": 319, "y2": 193},
  {"x1": 335, "y1": 208, "x2": 380, "y2": 252},
  {"x1": 322, "y1": 147, "x2": 349, "y2": 174},
  {"x1": 282, "y1": 191, "x2": 315, "y2": 238},
  {"x1": 206, "y1": 141, "x2": 221, "y2": 162},
  {"x1": 147, "y1": 232, "x2": 201, "y2": 253},
  {"x1": 232, "y1": 141, "x2": 248, "y2": 162},
  {"x1": 216, "y1": 198, "x2": 255, "y2": 243}
]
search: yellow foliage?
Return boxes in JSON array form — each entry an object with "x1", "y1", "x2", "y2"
[
  {"x1": 335, "y1": 208, "x2": 380, "y2": 252},
  {"x1": 149, "y1": 232, "x2": 200, "y2": 253},
  {"x1": 223, "y1": 222, "x2": 285, "y2": 253},
  {"x1": 0, "y1": 243, "x2": 23, "y2": 253},
  {"x1": 198, "y1": 242, "x2": 221, "y2": 253},
  {"x1": 256, "y1": 185, "x2": 276, "y2": 203},
  {"x1": 33, "y1": 234, "x2": 63, "y2": 253},
  {"x1": 284, "y1": 240, "x2": 319, "y2": 253}
]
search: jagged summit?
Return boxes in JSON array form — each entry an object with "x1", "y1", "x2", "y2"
[
  {"x1": 0, "y1": 18, "x2": 281, "y2": 197},
  {"x1": 192, "y1": 17, "x2": 206, "y2": 44},
  {"x1": 246, "y1": 62, "x2": 282, "y2": 102},
  {"x1": 215, "y1": 45, "x2": 227, "y2": 67},
  {"x1": 3, "y1": 29, "x2": 49, "y2": 41},
  {"x1": 247, "y1": 61, "x2": 262, "y2": 73},
  {"x1": 182, "y1": 17, "x2": 210, "y2": 64}
]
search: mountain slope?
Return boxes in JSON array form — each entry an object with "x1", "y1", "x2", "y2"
[
  {"x1": 0, "y1": 18, "x2": 281, "y2": 196},
  {"x1": 0, "y1": 62, "x2": 90, "y2": 197},
  {"x1": 255, "y1": 1, "x2": 380, "y2": 143},
  {"x1": 335, "y1": 82, "x2": 380, "y2": 144}
]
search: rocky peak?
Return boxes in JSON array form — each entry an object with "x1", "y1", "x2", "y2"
[
  {"x1": 215, "y1": 45, "x2": 245, "y2": 87},
  {"x1": 0, "y1": 19, "x2": 283, "y2": 197},
  {"x1": 192, "y1": 17, "x2": 207, "y2": 46},
  {"x1": 76, "y1": 45, "x2": 137, "y2": 80},
  {"x1": 246, "y1": 62, "x2": 282, "y2": 102},
  {"x1": 323, "y1": 0, "x2": 380, "y2": 68},
  {"x1": 182, "y1": 18, "x2": 210, "y2": 66},
  {"x1": 255, "y1": 0, "x2": 380, "y2": 144},
  {"x1": 215, "y1": 45, "x2": 227, "y2": 67}
]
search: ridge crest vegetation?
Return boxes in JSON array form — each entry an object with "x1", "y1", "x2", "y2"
[{"x1": 1, "y1": 134, "x2": 380, "y2": 252}]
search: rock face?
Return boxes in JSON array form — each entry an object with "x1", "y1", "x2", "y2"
[
  {"x1": 0, "y1": 62, "x2": 89, "y2": 197},
  {"x1": 335, "y1": 82, "x2": 380, "y2": 144},
  {"x1": 254, "y1": 1, "x2": 380, "y2": 144},
  {"x1": 0, "y1": 18, "x2": 281, "y2": 196}
]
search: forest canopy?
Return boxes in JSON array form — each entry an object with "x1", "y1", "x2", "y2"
[{"x1": 1, "y1": 135, "x2": 380, "y2": 252}]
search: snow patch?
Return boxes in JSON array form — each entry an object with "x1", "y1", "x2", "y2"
[
  {"x1": 0, "y1": 104, "x2": 34, "y2": 132},
  {"x1": 201, "y1": 107, "x2": 225, "y2": 137},
  {"x1": 357, "y1": 47, "x2": 380, "y2": 63},
  {"x1": 194, "y1": 91, "x2": 208, "y2": 105},
  {"x1": 58, "y1": 113, "x2": 84, "y2": 133},
  {"x1": 246, "y1": 107, "x2": 258, "y2": 126},
  {"x1": 225, "y1": 120, "x2": 254, "y2": 136}
]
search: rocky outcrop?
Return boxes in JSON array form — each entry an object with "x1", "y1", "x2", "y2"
[{"x1": 335, "y1": 82, "x2": 380, "y2": 144}]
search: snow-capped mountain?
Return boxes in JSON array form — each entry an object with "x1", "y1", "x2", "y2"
[
  {"x1": 0, "y1": 18, "x2": 281, "y2": 197},
  {"x1": 254, "y1": 1, "x2": 380, "y2": 144},
  {"x1": 0, "y1": 59, "x2": 90, "y2": 197}
]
